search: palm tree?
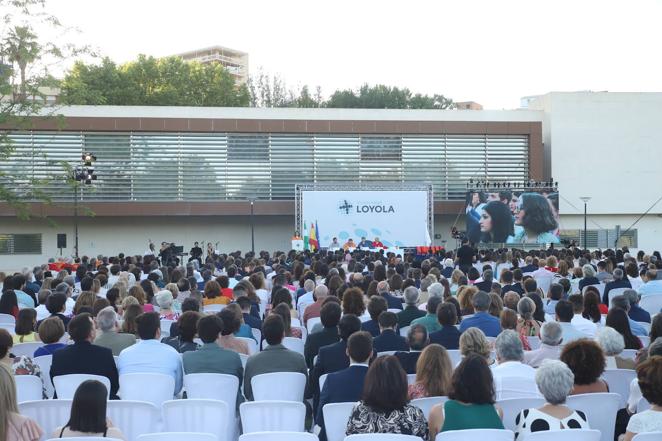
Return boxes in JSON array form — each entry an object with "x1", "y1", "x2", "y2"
[{"x1": 3, "y1": 25, "x2": 40, "y2": 102}]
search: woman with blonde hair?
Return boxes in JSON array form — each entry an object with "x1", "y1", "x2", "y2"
[
  {"x1": 457, "y1": 286, "x2": 478, "y2": 316},
  {"x1": 408, "y1": 344, "x2": 453, "y2": 399},
  {"x1": 459, "y1": 327, "x2": 493, "y2": 365},
  {"x1": 114, "y1": 281, "x2": 128, "y2": 300},
  {"x1": 450, "y1": 269, "x2": 464, "y2": 295},
  {"x1": 0, "y1": 364, "x2": 43, "y2": 441},
  {"x1": 73, "y1": 292, "x2": 97, "y2": 315},
  {"x1": 128, "y1": 285, "x2": 153, "y2": 312}
]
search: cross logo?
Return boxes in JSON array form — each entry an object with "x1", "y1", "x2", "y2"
[{"x1": 338, "y1": 200, "x2": 353, "y2": 215}]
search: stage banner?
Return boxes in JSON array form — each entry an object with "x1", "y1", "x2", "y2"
[{"x1": 301, "y1": 190, "x2": 430, "y2": 248}]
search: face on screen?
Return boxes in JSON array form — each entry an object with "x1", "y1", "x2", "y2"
[
  {"x1": 514, "y1": 196, "x2": 525, "y2": 225},
  {"x1": 479, "y1": 211, "x2": 493, "y2": 233},
  {"x1": 471, "y1": 192, "x2": 481, "y2": 206},
  {"x1": 509, "y1": 195, "x2": 519, "y2": 214},
  {"x1": 487, "y1": 193, "x2": 500, "y2": 202}
]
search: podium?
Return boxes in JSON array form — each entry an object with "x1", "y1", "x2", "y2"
[{"x1": 292, "y1": 239, "x2": 304, "y2": 251}]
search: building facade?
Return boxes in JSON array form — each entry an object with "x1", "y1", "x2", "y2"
[{"x1": 171, "y1": 45, "x2": 249, "y2": 84}]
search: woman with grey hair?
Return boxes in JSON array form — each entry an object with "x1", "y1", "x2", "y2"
[
  {"x1": 597, "y1": 326, "x2": 635, "y2": 370},
  {"x1": 514, "y1": 360, "x2": 590, "y2": 439},
  {"x1": 578, "y1": 264, "x2": 599, "y2": 291},
  {"x1": 516, "y1": 296, "x2": 541, "y2": 338}
]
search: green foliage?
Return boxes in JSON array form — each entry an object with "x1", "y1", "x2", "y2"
[
  {"x1": 326, "y1": 84, "x2": 454, "y2": 109},
  {"x1": 61, "y1": 55, "x2": 250, "y2": 107}
]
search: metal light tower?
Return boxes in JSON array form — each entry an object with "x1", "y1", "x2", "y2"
[
  {"x1": 579, "y1": 196, "x2": 591, "y2": 250},
  {"x1": 73, "y1": 152, "x2": 97, "y2": 258}
]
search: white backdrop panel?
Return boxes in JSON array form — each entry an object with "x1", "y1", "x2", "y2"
[{"x1": 301, "y1": 190, "x2": 430, "y2": 247}]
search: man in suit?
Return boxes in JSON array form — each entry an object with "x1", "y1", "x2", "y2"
[
  {"x1": 429, "y1": 302, "x2": 461, "y2": 350},
  {"x1": 474, "y1": 269, "x2": 494, "y2": 293},
  {"x1": 397, "y1": 286, "x2": 425, "y2": 328},
  {"x1": 395, "y1": 324, "x2": 428, "y2": 374},
  {"x1": 458, "y1": 291, "x2": 501, "y2": 337},
  {"x1": 304, "y1": 301, "x2": 341, "y2": 368},
  {"x1": 377, "y1": 281, "x2": 403, "y2": 310},
  {"x1": 244, "y1": 314, "x2": 308, "y2": 401},
  {"x1": 603, "y1": 268, "x2": 632, "y2": 305},
  {"x1": 93, "y1": 306, "x2": 136, "y2": 356},
  {"x1": 236, "y1": 296, "x2": 261, "y2": 330},
  {"x1": 50, "y1": 312, "x2": 119, "y2": 399},
  {"x1": 361, "y1": 296, "x2": 387, "y2": 337},
  {"x1": 500, "y1": 270, "x2": 524, "y2": 296},
  {"x1": 520, "y1": 257, "x2": 538, "y2": 274},
  {"x1": 373, "y1": 311, "x2": 409, "y2": 353},
  {"x1": 317, "y1": 331, "x2": 372, "y2": 441}
]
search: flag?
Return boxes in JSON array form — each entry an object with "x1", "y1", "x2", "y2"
[
  {"x1": 303, "y1": 221, "x2": 309, "y2": 250},
  {"x1": 315, "y1": 220, "x2": 321, "y2": 249},
  {"x1": 309, "y1": 221, "x2": 318, "y2": 251}
]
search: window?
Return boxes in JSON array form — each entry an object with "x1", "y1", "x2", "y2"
[
  {"x1": 559, "y1": 229, "x2": 637, "y2": 248},
  {"x1": 360, "y1": 136, "x2": 402, "y2": 161},
  {"x1": 0, "y1": 234, "x2": 42, "y2": 254},
  {"x1": 227, "y1": 135, "x2": 269, "y2": 161}
]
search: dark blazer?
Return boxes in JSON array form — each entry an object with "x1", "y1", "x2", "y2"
[
  {"x1": 382, "y1": 293, "x2": 403, "y2": 310},
  {"x1": 397, "y1": 306, "x2": 426, "y2": 328},
  {"x1": 579, "y1": 276, "x2": 600, "y2": 292},
  {"x1": 373, "y1": 329, "x2": 409, "y2": 353},
  {"x1": 629, "y1": 304, "x2": 652, "y2": 324},
  {"x1": 520, "y1": 264, "x2": 538, "y2": 274},
  {"x1": 316, "y1": 365, "x2": 369, "y2": 441},
  {"x1": 602, "y1": 278, "x2": 632, "y2": 304},
  {"x1": 395, "y1": 351, "x2": 421, "y2": 374},
  {"x1": 37, "y1": 313, "x2": 70, "y2": 331},
  {"x1": 304, "y1": 326, "x2": 340, "y2": 368},
  {"x1": 50, "y1": 341, "x2": 119, "y2": 399},
  {"x1": 429, "y1": 325, "x2": 461, "y2": 350},
  {"x1": 361, "y1": 320, "x2": 380, "y2": 337},
  {"x1": 243, "y1": 312, "x2": 262, "y2": 331},
  {"x1": 501, "y1": 283, "x2": 524, "y2": 296},
  {"x1": 441, "y1": 267, "x2": 454, "y2": 279},
  {"x1": 474, "y1": 280, "x2": 493, "y2": 293}
]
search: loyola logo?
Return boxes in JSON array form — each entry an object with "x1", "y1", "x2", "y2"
[
  {"x1": 338, "y1": 199, "x2": 395, "y2": 214},
  {"x1": 338, "y1": 200, "x2": 353, "y2": 215}
]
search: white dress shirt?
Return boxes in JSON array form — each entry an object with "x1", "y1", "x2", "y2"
[
  {"x1": 571, "y1": 314, "x2": 597, "y2": 337},
  {"x1": 118, "y1": 339, "x2": 183, "y2": 395},
  {"x1": 491, "y1": 361, "x2": 540, "y2": 400},
  {"x1": 523, "y1": 343, "x2": 562, "y2": 368}
]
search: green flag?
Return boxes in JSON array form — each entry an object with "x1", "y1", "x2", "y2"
[{"x1": 303, "y1": 221, "x2": 309, "y2": 250}]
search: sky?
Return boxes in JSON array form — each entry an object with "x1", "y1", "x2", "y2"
[{"x1": 37, "y1": 0, "x2": 662, "y2": 109}]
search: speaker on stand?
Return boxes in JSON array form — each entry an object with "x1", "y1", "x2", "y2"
[{"x1": 57, "y1": 234, "x2": 67, "y2": 256}]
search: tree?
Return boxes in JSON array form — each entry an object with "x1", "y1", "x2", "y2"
[
  {"x1": 0, "y1": 0, "x2": 92, "y2": 219},
  {"x1": 326, "y1": 84, "x2": 454, "y2": 109},
  {"x1": 61, "y1": 55, "x2": 250, "y2": 107}
]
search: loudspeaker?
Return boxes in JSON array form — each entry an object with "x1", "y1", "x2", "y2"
[{"x1": 57, "y1": 233, "x2": 67, "y2": 249}]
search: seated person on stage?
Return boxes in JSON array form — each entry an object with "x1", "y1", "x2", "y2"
[
  {"x1": 372, "y1": 237, "x2": 384, "y2": 248},
  {"x1": 358, "y1": 237, "x2": 373, "y2": 248},
  {"x1": 343, "y1": 238, "x2": 356, "y2": 250},
  {"x1": 329, "y1": 237, "x2": 341, "y2": 249}
]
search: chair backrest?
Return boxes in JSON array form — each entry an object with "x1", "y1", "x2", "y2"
[
  {"x1": 323, "y1": 402, "x2": 356, "y2": 441},
  {"x1": 582, "y1": 284, "x2": 605, "y2": 298},
  {"x1": 527, "y1": 336, "x2": 541, "y2": 350},
  {"x1": 566, "y1": 393, "x2": 620, "y2": 441},
  {"x1": 407, "y1": 374, "x2": 417, "y2": 385},
  {"x1": 106, "y1": 400, "x2": 159, "y2": 441},
  {"x1": 377, "y1": 351, "x2": 397, "y2": 357},
  {"x1": 434, "y1": 429, "x2": 515, "y2": 441},
  {"x1": 639, "y1": 336, "x2": 650, "y2": 347},
  {"x1": 306, "y1": 317, "x2": 321, "y2": 333},
  {"x1": 446, "y1": 350, "x2": 462, "y2": 367},
  {"x1": 291, "y1": 318, "x2": 302, "y2": 327},
  {"x1": 620, "y1": 349, "x2": 638, "y2": 360},
  {"x1": 181, "y1": 375, "x2": 238, "y2": 441},
  {"x1": 0, "y1": 323, "x2": 15, "y2": 334},
  {"x1": 497, "y1": 397, "x2": 546, "y2": 432},
  {"x1": 608, "y1": 288, "x2": 628, "y2": 305},
  {"x1": 639, "y1": 295, "x2": 662, "y2": 316},
  {"x1": 251, "y1": 328, "x2": 262, "y2": 343},
  {"x1": 0, "y1": 312, "x2": 16, "y2": 324},
  {"x1": 15, "y1": 374, "x2": 43, "y2": 403},
  {"x1": 319, "y1": 373, "x2": 328, "y2": 392},
  {"x1": 637, "y1": 397, "x2": 651, "y2": 413},
  {"x1": 19, "y1": 399, "x2": 73, "y2": 441},
  {"x1": 399, "y1": 326, "x2": 410, "y2": 337},
  {"x1": 632, "y1": 433, "x2": 662, "y2": 441},
  {"x1": 535, "y1": 277, "x2": 554, "y2": 295},
  {"x1": 239, "y1": 353, "x2": 248, "y2": 369},
  {"x1": 411, "y1": 396, "x2": 448, "y2": 421},
  {"x1": 236, "y1": 337, "x2": 258, "y2": 355},
  {"x1": 346, "y1": 435, "x2": 424, "y2": 441},
  {"x1": 54, "y1": 374, "x2": 111, "y2": 400},
  {"x1": 162, "y1": 399, "x2": 229, "y2": 441},
  {"x1": 203, "y1": 304, "x2": 225, "y2": 313},
  {"x1": 137, "y1": 433, "x2": 217, "y2": 441},
  {"x1": 239, "y1": 432, "x2": 317, "y2": 441},
  {"x1": 525, "y1": 429, "x2": 601, "y2": 441},
  {"x1": 119, "y1": 373, "x2": 175, "y2": 408},
  {"x1": 275, "y1": 337, "x2": 305, "y2": 354},
  {"x1": 34, "y1": 355, "x2": 54, "y2": 398},
  {"x1": 239, "y1": 401, "x2": 306, "y2": 433},
  {"x1": 602, "y1": 368, "x2": 637, "y2": 408},
  {"x1": 11, "y1": 342, "x2": 45, "y2": 357},
  {"x1": 160, "y1": 320, "x2": 173, "y2": 335},
  {"x1": 46, "y1": 438, "x2": 123, "y2": 441},
  {"x1": 251, "y1": 372, "x2": 306, "y2": 402}
]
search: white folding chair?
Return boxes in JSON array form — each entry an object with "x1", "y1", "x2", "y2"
[
  {"x1": 138, "y1": 433, "x2": 217, "y2": 441},
  {"x1": 535, "y1": 277, "x2": 554, "y2": 296},
  {"x1": 345, "y1": 435, "x2": 424, "y2": 441},
  {"x1": 240, "y1": 353, "x2": 248, "y2": 369},
  {"x1": 633, "y1": 433, "x2": 662, "y2": 440},
  {"x1": 34, "y1": 355, "x2": 54, "y2": 398},
  {"x1": 19, "y1": 399, "x2": 73, "y2": 441},
  {"x1": 53, "y1": 374, "x2": 111, "y2": 400},
  {"x1": 602, "y1": 368, "x2": 637, "y2": 408},
  {"x1": 46, "y1": 438, "x2": 122, "y2": 441},
  {"x1": 0, "y1": 312, "x2": 16, "y2": 324},
  {"x1": 497, "y1": 397, "x2": 546, "y2": 431},
  {"x1": 0, "y1": 323, "x2": 15, "y2": 334},
  {"x1": 251, "y1": 328, "x2": 262, "y2": 343},
  {"x1": 608, "y1": 288, "x2": 628, "y2": 305},
  {"x1": 526, "y1": 430, "x2": 601, "y2": 441},
  {"x1": 306, "y1": 317, "x2": 321, "y2": 333},
  {"x1": 251, "y1": 372, "x2": 306, "y2": 402},
  {"x1": 15, "y1": 375, "x2": 43, "y2": 403},
  {"x1": 120, "y1": 373, "x2": 175, "y2": 408},
  {"x1": 639, "y1": 336, "x2": 650, "y2": 347},
  {"x1": 203, "y1": 304, "x2": 225, "y2": 314},
  {"x1": 620, "y1": 349, "x2": 638, "y2": 360},
  {"x1": 636, "y1": 321, "x2": 651, "y2": 333},
  {"x1": 11, "y1": 342, "x2": 44, "y2": 357},
  {"x1": 411, "y1": 396, "x2": 448, "y2": 421},
  {"x1": 239, "y1": 432, "x2": 317, "y2": 441},
  {"x1": 291, "y1": 318, "x2": 302, "y2": 327},
  {"x1": 183, "y1": 374, "x2": 239, "y2": 441},
  {"x1": 162, "y1": 399, "x2": 229, "y2": 441},
  {"x1": 407, "y1": 374, "x2": 417, "y2": 385},
  {"x1": 435, "y1": 429, "x2": 514, "y2": 441},
  {"x1": 106, "y1": 400, "x2": 160, "y2": 441},
  {"x1": 160, "y1": 320, "x2": 174, "y2": 336},
  {"x1": 399, "y1": 326, "x2": 410, "y2": 337},
  {"x1": 377, "y1": 351, "x2": 397, "y2": 357},
  {"x1": 527, "y1": 336, "x2": 541, "y2": 350},
  {"x1": 237, "y1": 337, "x2": 258, "y2": 355},
  {"x1": 278, "y1": 337, "x2": 305, "y2": 354},
  {"x1": 319, "y1": 373, "x2": 328, "y2": 392},
  {"x1": 240, "y1": 401, "x2": 306, "y2": 433},
  {"x1": 639, "y1": 296, "x2": 662, "y2": 316},
  {"x1": 447, "y1": 350, "x2": 462, "y2": 367},
  {"x1": 637, "y1": 397, "x2": 651, "y2": 413},
  {"x1": 387, "y1": 308, "x2": 402, "y2": 313},
  {"x1": 566, "y1": 393, "x2": 620, "y2": 441},
  {"x1": 323, "y1": 402, "x2": 356, "y2": 441}
]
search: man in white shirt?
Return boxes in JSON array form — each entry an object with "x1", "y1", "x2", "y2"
[
  {"x1": 554, "y1": 299, "x2": 589, "y2": 344},
  {"x1": 492, "y1": 330, "x2": 540, "y2": 400},
  {"x1": 523, "y1": 322, "x2": 563, "y2": 368},
  {"x1": 106, "y1": 265, "x2": 121, "y2": 289},
  {"x1": 118, "y1": 311, "x2": 183, "y2": 395},
  {"x1": 569, "y1": 294, "x2": 597, "y2": 337},
  {"x1": 296, "y1": 279, "x2": 317, "y2": 310}
]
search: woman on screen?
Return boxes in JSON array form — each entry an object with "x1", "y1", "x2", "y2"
[
  {"x1": 479, "y1": 201, "x2": 514, "y2": 243},
  {"x1": 508, "y1": 193, "x2": 560, "y2": 244}
]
